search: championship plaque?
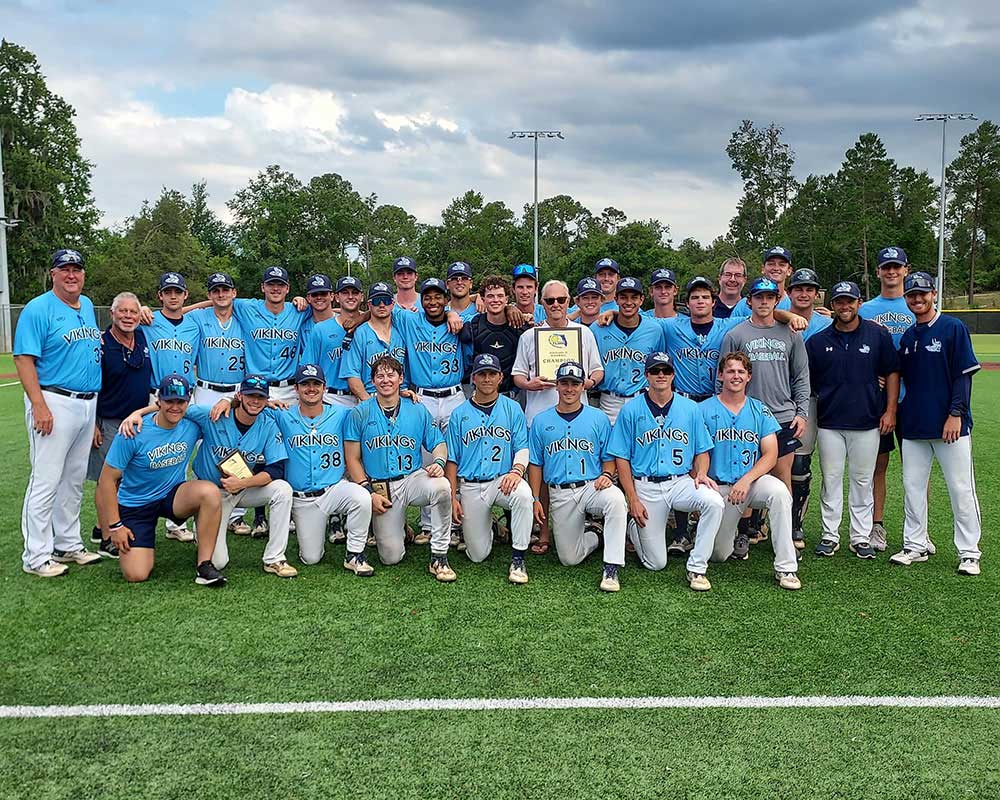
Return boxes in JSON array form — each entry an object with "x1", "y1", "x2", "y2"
[
  {"x1": 535, "y1": 327, "x2": 583, "y2": 381},
  {"x1": 370, "y1": 480, "x2": 391, "y2": 502},
  {"x1": 218, "y1": 449, "x2": 253, "y2": 480}
]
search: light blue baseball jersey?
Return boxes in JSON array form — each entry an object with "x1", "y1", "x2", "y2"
[
  {"x1": 105, "y1": 415, "x2": 202, "y2": 507},
  {"x1": 13, "y1": 291, "x2": 102, "y2": 392},
  {"x1": 607, "y1": 393, "x2": 713, "y2": 477},
  {"x1": 185, "y1": 404, "x2": 287, "y2": 487},
  {"x1": 231, "y1": 299, "x2": 309, "y2": 381},
  {"x1": 345, "y1": 397, "x2": 444, "y2": 480},
  {"x1": 338, "y1": 321, "x2": 408, "y2": 394},
  {"x1": 801, "y1": 312, "x2": 833, "y2": 342},
  {"x1": 699, "y1": 395, "x2": 780, "y2": 484},
  {"x1": 658, "y1": 316, "x2": 741, "y2": 396},
  {"x1": 590, "y1": 316, "x2": 666, "y2": 396},
  {"x1": 304, "y1": 317, "x2": 352, "y2": 391},
  {"x1": 446, "y1": 396, "x2": 529, "y2": 480},
  {"x1": 451, "y1": 304, "x2": 480, "y2": 374},
  {"x1": 528, "y1": 405, "x2": 612, "y2": 483},
  {"x1": 532, "y1": 303, "x2": 547, "y2": 324},
  {"x1": 569, "y1": 300, "x2": 617, "y2": 317},
  {"x1": 142, "y1": 311, "x2": 201, "y2": 386},
  {"x1": 191, "y1": 308, "x2": 245, "y2": 385},
  {"x1": 392, "y1": 307, "x2": 462, "y2": 389},
  {"x1": 860, "y1": 295, "x2": 915, "y2": 348},
  {"x1": 265, "y1": 404, "x2": 350, "y2": 492},
  {"x1": 730, "y1": 294, "x2": 792, "y2": 318}
]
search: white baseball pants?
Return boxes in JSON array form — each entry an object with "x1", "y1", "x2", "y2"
[
  {"x1": 624, "y1": 476, "x2": 724, "y2": 572},
  {"x1": 901, "y1": 436, "x2": 982, "y2": 559},
  {"x1": 269, "y1": 384, "x2": 298, "y2": 405},
  {"x1": 416, "y1": 388, "x2": 464, "y2": 530},
  {"x1": 459, "y1": 477, "x2": 534, "y2": 561},
  {"x1": 548, "y1": 482, "x2": 627, "y2": 566},
  {"x1": 192, "y1": 386, "x2": 236, "y2": 407},
  {"x1": 213, "y1": 480, "x2": 293, "y2": 568},
  {"x1": 323, "y1": 392, "x2": 358, "y2": 409},
  {"x1": 696, "y1": 477, "x2": 798, "y2": 573},
  {"x1": 292, "y1": 483, "x2": 372, "y2": 564},
  {"x1": 796, "y1": 397, "x2": 818, "y2": 456},
  {"x1": 21, "y1": 391, "x2": 97, "y2": 569},
  {"x1": 599, "y1": 393, "x2": 630, "y2": 425},
  {"x1": 373, "y1": 471, "x2": 451, "y2": 564},
  {"x1": 817, "y1": 427, "x2": 880, "y2": 545}
]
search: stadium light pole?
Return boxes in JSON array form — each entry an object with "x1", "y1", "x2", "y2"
[
  {"x1": 509, "y1": 130, "x2": 564, "y2": 278},
  {"x1": 915, "y1": 113, "x2": 977, "y2": 309},
  {"x1": 0, "y1": 130, "x2": 18, "y2": 353}
]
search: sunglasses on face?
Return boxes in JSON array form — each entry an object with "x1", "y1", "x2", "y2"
[
  {"x1": 647, "y1": 367, "x2": 673, "y2": 376},
  {"x1": 369, "y1": 296, "x2": 393, "y2": 307},
  {"x1": 543, "y1": 296, "x2": 569, "y2": 305}
]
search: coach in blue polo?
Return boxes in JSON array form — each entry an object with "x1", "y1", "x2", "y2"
[{"x1": 806, "y1": 280, "x2": 899, "y2": 560}]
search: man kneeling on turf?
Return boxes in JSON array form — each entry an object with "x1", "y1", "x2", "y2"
[
  {"x1": 693, "y1": 352, "x2": 801, "y2": 591},
  {"x1": 96, "y1": 375, "x2": 226, "y2": 586},
  {"x1": 119, "y1": 374, "x2": 297, "y2": 579},
  {"x1": 344, "y1": 355, "x2": 457, "y2": 582}
]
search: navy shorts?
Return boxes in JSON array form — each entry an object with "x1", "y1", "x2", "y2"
[
  {"x1": 119, "y1": 484, "x2": 184, "y2": 549},
  {"x1": 878, "y1": 429, "x2": 903, "y2": 456},
  {"x1": 776, "y1": 421, "x2": 802, "y2": 458}
]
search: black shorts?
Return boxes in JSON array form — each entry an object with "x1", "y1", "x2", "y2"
[
  {"x1": 878, "y1": 429, "x2": 903, "y2": 456},
  {"x1": 776, "y1": 422, "x2": 802, "y2": 458},
  {"x1": 119, "y1": 484, "x2": 185, "y2": 549}
]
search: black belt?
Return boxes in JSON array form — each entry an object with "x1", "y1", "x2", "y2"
[
  {"x1": 293, "y1": 489, "x2": 325, "y2": 499},
  {"x1": 416, "y1": 386, "x2": 461, "y2": 398},
  {"x1": 326, "y1": 387, "x2": 353, "y2": 396},
  {"x1": 602, "y1": 390, "x2": 638, "y2": 399},
  {"x1": 635, "y1": 475, "x2": 680, "y2": 484},
  {"x1": 269, "y1": 378, "x2": 294, "y2": 388},
  {"x1": 376, "y1": 474, "x2": 407, "y2": 483},
  {"x1": 549, "y1": 481, "x2": 587, "y2": 489},
  {"x1": 463, "y1": 477, "x2": 495, "y2": 485},
  {"x1": 678, "y1": 391, "x2": 712, "y2": 402},
  {"x1": 196, "y1": 379, "x2": 239, "y2": 392},
  {"x1": 40, "y1": 385, "x2": 96, "y2": 400}
]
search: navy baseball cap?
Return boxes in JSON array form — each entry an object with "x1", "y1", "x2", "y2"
[
  {"x1": 471, "y1": 353, "x2": 502, "y2": 375},
  {"x1": 239, "y1": 374, "x2": 270, "y2": 397},
  {"x1": 748, "y1": 277, "x2": 780, "y2": 296},
  {"x1": 616, "y1": 276, "x2": 643, "y2": 295},
  {"x1": 830, "y1": 280, "x2": 861, "y2": 300},
  {"x1": 337, "y1": 275, "x2": 363, "y2": 293},
  {"x1": 393, "y1": 256, "x2": 417, "y2": 273},
  {"x1": 51, "y1": 249, "x2": 84, "y2": 269},
  {"x1": 555, "y1": 361, "x2": 586, "y2": 383},
  {"x1": 763, "y1": 246, "x2": 792, "y2": 264},
  {"x1": 788, "y1": 269, "x2": 821, "y2": 289},
  {"x1": 293, "y1": 363, "x2": 326, "y2": 385},
  {"x1": 306, "y1": 274, "x2": 333, "y2": 294},
  {"x1": 645, "y1": 352, "x2": 675, "y2": 373},
  {"x1": 594, "y1": 257, "x2": 620, "y2": 274},
  {"x1": 207, "y1": 272, "x2": 235, "y2": 290},
  {"x1": 368, "y1": 281, "x2": 393, "y2": 300},
  {"x1": 878, "y1": 246, "x2": 908, "y2": 268},
  {"x1": 650, "y1": 268, "x2": 677, "y2": 286},
  {"x1": 685, "y1": 275, "x2": 715, "y2": 294},
  {"x1": 157, "y1": 373, "x2": 191, "y2": 400},
  {"x1": 447, "y1": 261, "x2": 473, "y2": 279},
  {"x1": 904, "y1": 272, "x2": 936, "y2": 295},
  {"x1": 419, "y1": 277, "x2": 448, "y2": 295},
  {"x1": 575, "y1": 277, "x2": 602, "y2": 297},
  {"x1": 512, "y1": 263, "x2": 538, "y2": 279},
  {"x1": 158, "y1": 272, "x2": 187, "y2": 291},
  {"x1": 262, "y1": 265, "x2": 289, "y2": 285}
]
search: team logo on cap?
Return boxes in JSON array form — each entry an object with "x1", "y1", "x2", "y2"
[
  {"x1": 311, "y1": 276, "x2": 325, "y2": 286},
  {"x1": 163, "y1": 273, "x2": 181, "y2": 285},
  {"x1": 302, "y1": 365, "x2": 318, "y2": 377},
  {"x1": 620, "y1": 278, "x2": 638, "y2": 288},
  {"x1": 372, "y1": 282, "x2": 391, "y2": 292},
  {"x1": 397, "y1": 257, "x2": 413, "y2": 266},
  {"x1": 884, "y1": 248, "x2": 899, "y2": 259},
  {"x1": 834, "y1": 282, "x2": 852, "y2": 294},
  {"x1": 598, "y1": 258, "x2": 614, "y2": 267},
  {"x1": 268, "y1": 267, "x2": 283, "y2": 277},
  {"x1": 210, "y1": 273, "x2": 225, "y2": 282},
  {"x1": 56, "y1": 250, "x2": 83, "y2": 264}
]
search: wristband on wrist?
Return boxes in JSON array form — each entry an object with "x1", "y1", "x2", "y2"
[
  {"x1": 533, "y1": 496, "x2": 541, "y2": 502},
  {"x1": 600, "y1": 471, "x2": 615, "y2": 481},
  {"x1": 108, "y1": 521, "x2": 124, "y2": 530},
  {"x1": 433, "y1": 457, "x2": 446, "y2": 469},
  {"x1": 361, "y1": 481, "x2": 374, "y2": 494}
]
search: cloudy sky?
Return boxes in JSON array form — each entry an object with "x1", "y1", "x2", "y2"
[{"x1": 4, "y1": 0, "x2": 997, "y2": 244}]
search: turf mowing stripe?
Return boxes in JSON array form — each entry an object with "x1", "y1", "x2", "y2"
[{"x1": 2, "y1": 695, "x2": 1000, "y2": 719}]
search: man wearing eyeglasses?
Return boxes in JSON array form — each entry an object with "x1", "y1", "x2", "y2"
[
  {"x1": 715, "y1": 258, "x2": 748, "y2": 319},
  {"x1": 511, "y1": 263, "x2": 547, "y2": 324},
  {"x1": 86, "y1": 291, "x2": 153, "y2": 560},
  {"x1": 512, "y1": 280, "x2": 604, "y2": 428}
]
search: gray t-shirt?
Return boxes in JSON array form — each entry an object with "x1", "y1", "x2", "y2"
[{"x1": 719, "y1": 319, "x2": 810, "y2": 423}]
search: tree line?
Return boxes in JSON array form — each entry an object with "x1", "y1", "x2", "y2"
[{"x1": 2, "y1": 39, "x2": 999, "y2": 307}]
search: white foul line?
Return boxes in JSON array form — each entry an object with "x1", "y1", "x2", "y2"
[
  {"x1": 2, "y1": 695, "x2": 999, "y2": 720},
  {"x1": 0, "y1": 381, "x2": 21, "y2": 388}
]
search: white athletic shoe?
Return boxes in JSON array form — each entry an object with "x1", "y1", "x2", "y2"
[
  {"x1": 889, "y1": 549, "x2": 929, "y2": 566},
  {"x1": 165, "y1": 521, "x2": 195, "y2": 542},
  {"x1": 687, "y1": 571, "x2": 711, "y2": 592},
  {"x1": 229, "y1": 520, "x2": 252, "y2": 536},
  {"x1": 957, "y1": 558, "x2": 981, "y2": 576},
  {"x1": 23, "y1": 560, "x2": 69, "y2": 578},
  {"x1": 775, "y1": 571, "x2": 802, "y2": 591},
  {"x1": 508, "y1": 559, "x2": 529, "y2": 585},
  {"x1": 927, "y1": 537, "x2": 937, "y2": 555},
  {"x1": 869, "y1": 522, "x2": 888, "y2": 552},
  {"x1": 52, "y1": 548, "x2": 101, "y2": 566}
]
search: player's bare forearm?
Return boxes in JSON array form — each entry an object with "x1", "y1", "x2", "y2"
[
  {"x1": 96, "y1": 467, "x2": 122, "y2": 536},
  {"x1": 344, "y1": 442, "x2": 368, "y2": 485},
  {"x1": 884, "y1": 372, "x2": 900, "y2": 413},
  {"x1": 181, "y1": 299, "x2": 212, "y2": 314},
  {"x1": 615, "y1": 458, "x2": 637, "y2": 499},
  {"x1": 445, "y1": 461, "x2": 459, "y2": 497},
  {"x1": 585, "y1": 369, "x2": 605, "y2": 391},
  {"x1": 347, "y1": 377, "x2": 370, "y2": 402},
  {"x1": 13, "y1": 355, "x2": 45, "y2": 406},
  {"x1": 527, "y1": 464, "x2": 542, "y2": 499},
  {"x1": 752, "y1": 435, "x2": 779, "y2": 478}
]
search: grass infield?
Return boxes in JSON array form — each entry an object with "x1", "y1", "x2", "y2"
[{"x1": 0, "y1": 372, "x2": 997, "y2": 798}]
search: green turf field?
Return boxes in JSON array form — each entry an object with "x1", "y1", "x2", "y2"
[
  {"x1": 972, "y1": 333, "x2": 1000, "y2": 361},
  {"x1": 0, "y1": 376, "x2": 997, "y2": 799}
]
